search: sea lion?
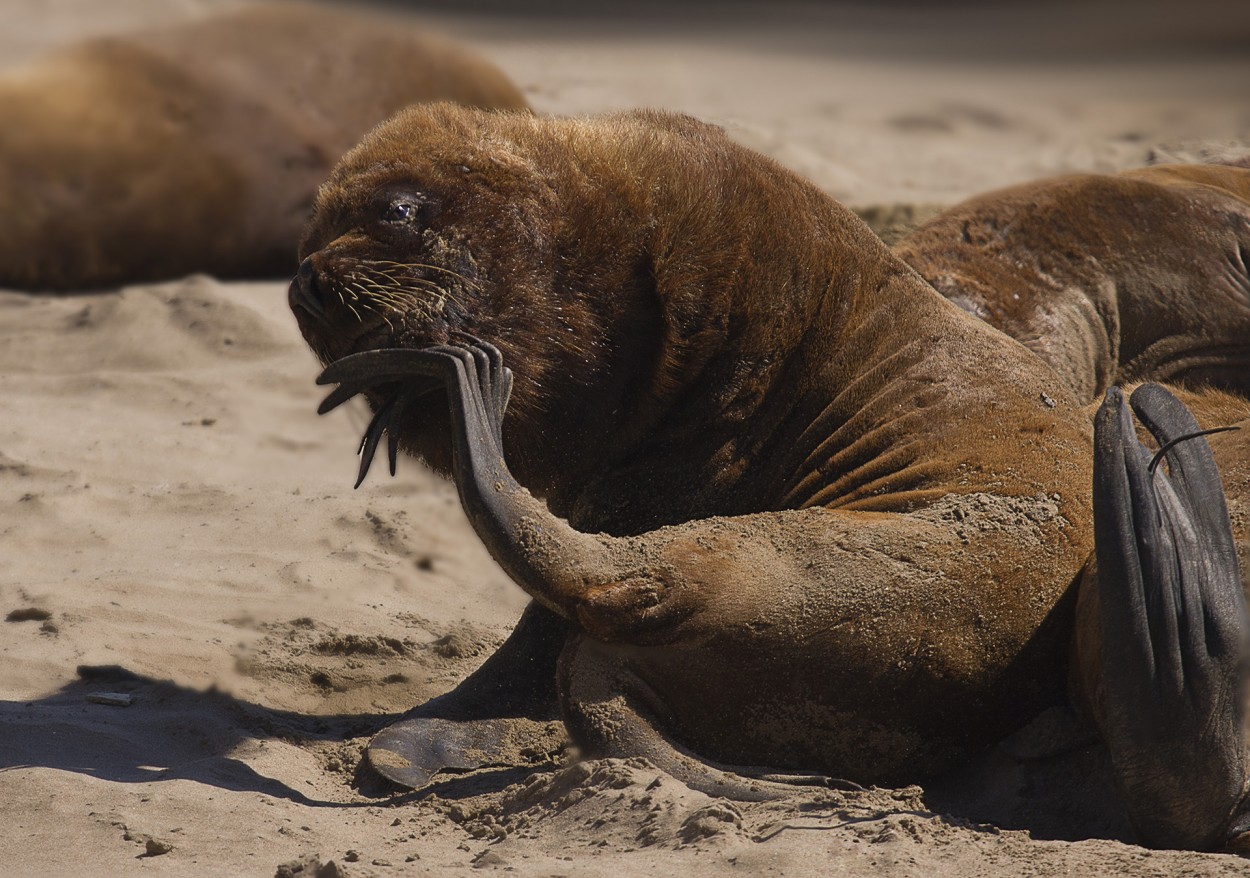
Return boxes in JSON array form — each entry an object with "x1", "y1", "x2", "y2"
[
  {"x1": 892, "y1": 164, "x2": 1250, "y2": 404},
  {"x1": 0, "y1": 4, "x2": 529, "y2": 292},
  {"x1": 895, "y1": 165, "x2": 1250, "y2": 850},
  {"x1": 291, "y1": 104, "x2": 1095, "y2": 797}
]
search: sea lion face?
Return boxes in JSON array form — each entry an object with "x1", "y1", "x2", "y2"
[
  {"x1": 291, "y1": 104, "x2": 660, "y2": 490},
  {"x1": 292, "y1": 137, "x2": 551, "y2": 365}
]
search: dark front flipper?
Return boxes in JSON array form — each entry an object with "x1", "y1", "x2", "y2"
[
  {"x1": 367, "y1": 601, "x2": 569, "y2": 789},
  {"x1": 1092, "y1": 384, "x2": 1250, "y2": 850}
]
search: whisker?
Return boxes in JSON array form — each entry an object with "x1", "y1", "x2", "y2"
[
  {"x1": 357, "y1": 299, "x2": 396, "y2": 331},
  {"x1": 328, "y1": 263, "x2": 475, "y2": 326},
  {"x1": 356, "y1": 259, "x2": 482, "y2": 292}
]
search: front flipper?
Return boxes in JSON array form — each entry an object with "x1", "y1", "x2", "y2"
[
  {"x1": 1091, "y1": 384, "x2": 1250, "y2": 850},
  {"x1": 367, "y1": 601, "x2": 570, "y2": 789}
]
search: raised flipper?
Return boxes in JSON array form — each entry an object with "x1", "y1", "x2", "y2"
[
  {"x1": 320, "y1": 342, "x2": 571, "y2": 789},
  {"x1": 1091, "y1": 384, "x2": 1250, "y2": 850},
  {"x1": 320, "y1": 343, "x2": 847, "y2": 800}
]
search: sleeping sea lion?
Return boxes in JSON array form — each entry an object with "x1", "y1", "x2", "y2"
[
  {"x1": 0, "y1": 4, "x2": 529, "y2": 292},
  {"x1": 896, "y1": 165, "x2": 1250, "y2": 851},
  {"x1": 291, "y1": 103, "x2": 1095, "y2": 797},
  {"x1": 892, "y1": 164, "x2": 1250, "y2": 404}
]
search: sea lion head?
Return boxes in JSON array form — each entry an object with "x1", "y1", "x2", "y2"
[{"x1": 292, "y1": 102, "x2": 883, "y2": 517}]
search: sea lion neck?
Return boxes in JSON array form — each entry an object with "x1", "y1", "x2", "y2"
[{"x1": 551, "y1": 243, "x2": 968, "y2": 533}]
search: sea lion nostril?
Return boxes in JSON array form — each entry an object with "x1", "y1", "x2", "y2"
[
  {"x1": 290, "y1": 257, "x2": 328, "y2": 321},
  {"x1": 296, "y1": 256, "x2": 319, "y2": 297}
]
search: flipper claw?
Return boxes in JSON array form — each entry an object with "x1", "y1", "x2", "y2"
[
  {"x1": 318, "y1": 342, "x2": 513, "y2": 487},
  {"x1": 355, "y1": 394, "x2": 396, "y2": 489}
]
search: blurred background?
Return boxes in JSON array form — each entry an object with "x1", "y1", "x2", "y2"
[{"x1": 2, "y1": 0, "x2": 1247, "y2": 209}]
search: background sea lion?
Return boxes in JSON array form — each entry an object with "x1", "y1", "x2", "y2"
[
  {"x1": 292, "y1": 104, "x2": 1094, "y2": 795},
  {"x1": 0, "y1": 4, "x2": 530, "y2": 292},
  {"x1": 892, "y1": 164, "x2": 1250, "y2": 403},
  {"x1": 895, "y1": 165, "x2": 1250, "y2": 850}
]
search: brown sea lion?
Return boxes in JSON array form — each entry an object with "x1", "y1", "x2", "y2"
[
  {"x1": 892, "y1": 164, "x2": 1250, "y2": 404},
  {"x1": 895, "y1": 166, "x2": 1250, "y2": 850},
  {"x1": 291, "y1": 104, "x2": 1095, "y2": 797},
  {"x1": 0, "y1": 4, "x2": 529, "y2": 292}
]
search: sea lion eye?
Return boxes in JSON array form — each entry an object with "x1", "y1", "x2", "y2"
[{"x1": 382, "y1": 198, "x2": 422, "y2": 225}]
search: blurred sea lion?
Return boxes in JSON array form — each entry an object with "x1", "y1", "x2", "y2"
[{"x1": 0, "y1": 4, "x2": 530, "y2": 292}]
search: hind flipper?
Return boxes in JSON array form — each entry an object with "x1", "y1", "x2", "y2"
[
  {"x1": 559, "y1": 636, "x2": 848, "y2": 802},
  {"x1": 1091, "y1": 384, "x2": 1250, "y2": 850}
]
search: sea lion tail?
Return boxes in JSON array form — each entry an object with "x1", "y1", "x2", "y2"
[{"x1": 1091, "y1": 384, "x2": 1250, "y2": 851}]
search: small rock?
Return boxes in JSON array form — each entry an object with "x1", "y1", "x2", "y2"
[
  {"x1": 473, "y1": 849, "x2": 508, "y2": 868},
  {"x1": 432, "y1": 633, "x2": 474, "y2": 659},
  {"x1": 275, "y1": 857, "x2": 352, "y2": 878},
  {"x1": 342, "y1": 850, "x2": 360, "y2": 863},
  {"x1": 275, "y1": 854, "x2": 322, "y2": 877},
  {"x1": 678, "y1": 802, "x2": 744, "y2": 844}
]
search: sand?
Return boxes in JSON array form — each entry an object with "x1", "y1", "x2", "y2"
[{"x1": 2, "y1": 1, "x2": 1250, "y2": 875}]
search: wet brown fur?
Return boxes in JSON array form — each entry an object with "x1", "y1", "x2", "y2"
[
  {"x1": 295, "y1": 104, "x2": 1094, "y2": 782},
  {"x1": 0, "y1": 4, "x2": 529, "y2": 292}
]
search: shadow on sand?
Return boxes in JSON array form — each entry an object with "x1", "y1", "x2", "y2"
[
  {"x1": 1, "y1": 663, "x2": 1140, "y2": 843},
  {"x1": 0, "y1": 664, "x2": 547, "y2": 807}
]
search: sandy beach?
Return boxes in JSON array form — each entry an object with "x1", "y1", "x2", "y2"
[{"x1": 3, "y1": 1, "x2": 1250, "y2": 874}]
